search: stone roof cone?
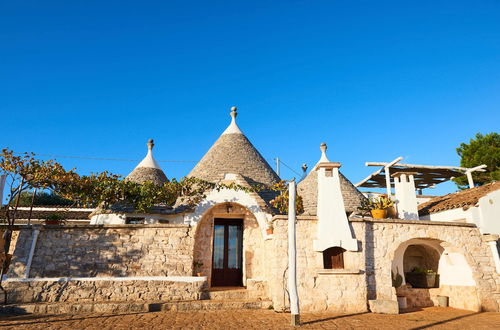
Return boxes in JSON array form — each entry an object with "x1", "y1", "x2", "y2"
[
  {"x1": 298, "y1": 142, "x2": 366, "y2": 215},
  {"x1": 126, "y1": 139, "x2": 168, "y2": 185},
  {"x1": 188, "y1": 106, "x2": 280, "y2": 186}
]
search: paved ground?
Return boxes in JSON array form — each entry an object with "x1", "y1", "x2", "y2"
[{"x1": 0, "y1": 307, "x2": 499, "y2": 329}]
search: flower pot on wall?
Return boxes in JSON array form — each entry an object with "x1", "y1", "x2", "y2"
[
  {"x1": 405, "y1": 272, "x2": 438, "y2": 288},
  {"x1": 371, "y1": 209, "x2": 387, "y2": 219},
  {"x1": 266, "y1": 228, "x2": 273, "y2": 235}
]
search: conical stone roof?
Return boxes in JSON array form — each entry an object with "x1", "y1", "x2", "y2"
[
  {"x1": 188, "y1": 107, "x2": 280, "y2": 186},
  {"x1": 126, "y1": 139, "x2": 168, "y2": 185},
  {"x1": 298, "y1": 143, "x2": 366, "y2": 215}
]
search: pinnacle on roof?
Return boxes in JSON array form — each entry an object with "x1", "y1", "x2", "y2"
[
  {"x1": 298, "y1": 142, "x2": 366, "y2": 215},
  {"x1": 126, "y1": 139, "x2": 168, "y2": 185},
  {"x1": 188, "y1": 106, "x2": 280, "y2": 186}
]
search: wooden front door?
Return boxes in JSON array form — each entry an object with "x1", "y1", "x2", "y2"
[{"x1": 211, "y1": 219, "x2": 243, "y2": 287}]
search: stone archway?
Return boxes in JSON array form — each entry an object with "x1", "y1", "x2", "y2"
[
  {"x1": 391, "y1": 238, "x2": 478, "y2": 310},
  {"x1": 192, "y1": 202, "x2": 268, "y2": 288}
]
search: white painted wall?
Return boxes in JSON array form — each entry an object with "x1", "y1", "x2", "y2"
[
  {"x1": 183, "y1": 186, "x2": 271, "y2": 237},
  {"x1": 314, "y1": 163, "x2": 358, "y2": 251},
  {"x1": 438, "y1": 252, "x2": 476, "y2": 286},
  {"x1": 422, "y1": 189, "x2": 500, "y2": 236},
  {"x1": 477, "y1": 190, "x2": 500, "y2": 235}
]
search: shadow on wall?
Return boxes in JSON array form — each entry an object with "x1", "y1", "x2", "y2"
[{"x1": 364, "y1": 222, "x2": 376, "y2": 300}]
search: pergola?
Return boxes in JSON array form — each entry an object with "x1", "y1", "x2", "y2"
[{"x1": 355, "y1": 156, "x2": 487, "y2": 194}]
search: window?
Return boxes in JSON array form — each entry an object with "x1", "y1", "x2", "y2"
[
  {"x1": 126, "y1": 217, "x2": 145, "y2": 224},
  {"x1": 323, "y1": 247, "x2": 345, "y2": 269}
]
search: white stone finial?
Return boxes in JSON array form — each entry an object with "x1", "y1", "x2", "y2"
[
  {"x1": 136, "y1": 138, "x2": 161, "y2": 169},
  {"x1": 222, "y1": 106, "x2": 243, "y2": 135},
  {"x1": 318, "y1": 142, "x2": 330, "y2": 163}
]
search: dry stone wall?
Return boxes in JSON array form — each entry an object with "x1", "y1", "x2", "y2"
[
  {"x1": 267, "y1": 216, "x2": 500, "y2": 313},
  {"x1": 4, "y1": 278, "x2": 206, "y2": 304},
  {"x1": 269, "y1": 217, "x2": 368, "y2": 313},
  {"x1": 9, "y1": 224, "x2": 195, "y2": 278}
]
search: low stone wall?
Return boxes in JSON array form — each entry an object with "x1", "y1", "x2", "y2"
[
  {"x1": 267, "y1": 216, "x2": 500, "y2": 313},
  {"x1": 4, "y1": 277, "x2": 207, "y2": 304},
  {"x1": 268, "y1": 217, "x2": 368, "y2": 313},
  {"x1": 8, "y1": 224, "x2": 195, "y2": 278}
]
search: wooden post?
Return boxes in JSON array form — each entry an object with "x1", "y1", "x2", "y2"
[
  {"x1": 466, "y1": 171, "x2": 474, "y2": 189},
  {"x1": 288, "y1": 180, "x2": 300, "y2": 326},
  {"x1": 276, "y1": 158, "x2": 281, "y2": 177}
]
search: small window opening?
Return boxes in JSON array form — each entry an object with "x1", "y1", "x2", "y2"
[
  {"x1": 325, "y1": 169, "x2": 333, "y2": 177},
  {"x1": 323, "y1": 247, "x2": 346, "y2": 269},
  {"x1": 126, "y1": 217, "x2": 145, "y2": 224}
]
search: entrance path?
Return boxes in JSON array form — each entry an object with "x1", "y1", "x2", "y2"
[{"x1": 0, "y1": 307, "x2": 498, "y2": 329}]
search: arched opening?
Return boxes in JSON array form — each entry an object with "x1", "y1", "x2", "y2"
[
  {"x1": 323, "y1": 247, "x2": 346, "y2": 269},
  {"x1": 192, "y1": 202, "x2": 266, "y2": 288},
  {"x1": 391, "y1": 238, "x2": 478, "y2": 310}
]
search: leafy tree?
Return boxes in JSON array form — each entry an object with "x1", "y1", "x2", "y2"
[
  {"x1": 454, "y1": 132, "x2": 500, "y2": 189},
  {"x1": 10, "y1": 191, "x2": 74, "y2": 207}
]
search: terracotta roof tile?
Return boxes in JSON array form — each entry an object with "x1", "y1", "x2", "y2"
[{"x1": 418, "y1": 181, "x2": 500, "y2": 215}]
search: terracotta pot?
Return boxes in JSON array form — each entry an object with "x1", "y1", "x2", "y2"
[
  {"x1": 266, "y1": 228, "x2": 273, "y2": 235},
  {"x1": 386, "y1": 206, "x2": 397, "y2": 219},
  {"x1": 370, "y1": 209, "x2": 387, "y2": 219},
  {"x1": 196, "y1": 273, "x2": 203, "y2": 277},
  {"x1": 45, "y1": 220, "x2": 62, "y2": 225}
]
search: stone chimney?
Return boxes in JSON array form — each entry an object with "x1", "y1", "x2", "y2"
[
  {"x1": 393, "y1": 172, "x2": 419, "y2": 220},
  {"x1": 313, "y1": 143, "x2": 358, "y2": 252}
]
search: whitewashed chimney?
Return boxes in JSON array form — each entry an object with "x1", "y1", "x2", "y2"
[
  {"x1": 313, "y1": 143, "x2": 358, "y2": 252},
  {"x1": 393, "y1": 172, "x2": 419, "y2": 220}
]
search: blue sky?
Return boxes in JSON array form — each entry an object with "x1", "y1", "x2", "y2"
[{"x1": 1, "y1": 1, "x2": 499, "y2": 195}]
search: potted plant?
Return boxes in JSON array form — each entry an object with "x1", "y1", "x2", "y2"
[
  {"x1": 358, "y1": 195, "x2": 394, "y2": 219},
  {"x1": 193, "y1": 260, "x2": 204, "y2": 277},
  {"x1": 392, "y1": 268, "x2": 407, "y2": 309},
  {"x1": 266, "y1": 220, "x2": 274, "y2": 235},
  {"x1": 44, "y1": 213, "x2": 65, "y2": 226},
  {"x1": 405, "y1": 267, "x2": 439, "y2": 288}
]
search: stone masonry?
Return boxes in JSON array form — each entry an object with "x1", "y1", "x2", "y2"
[{"x1": 9, "y1": 224, "x2": 195, "y2": 278}]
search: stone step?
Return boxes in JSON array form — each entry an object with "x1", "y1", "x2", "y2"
[
  {"x1": 0, "y1": 299, "x2": 273, "y2": 315},
  {"x1": 206, "y1": 289, "x2": 249, "y2": 300},
  {"x1": 151, "y1": 299, "x2": 272, "y2": 312}
]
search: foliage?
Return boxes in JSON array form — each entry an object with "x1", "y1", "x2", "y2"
[
  {"x1": 392, "y1": 267, "x2": 403, "y2": 288},
  {"x1": 410, "y1": 267, "x2": 436, "y2": 274},
  {"x1": 10, "y1": 191, "x2": 74, "y2": 207},
  {"x1": 268, "y1": 180, "x2": 304, "y2": 215},
  {"x1": 357, "y1": 195, "x2": 394, "y2": 213},
  {"x1": 454, "y1": 132, "x2": 500, "y2": 189}
]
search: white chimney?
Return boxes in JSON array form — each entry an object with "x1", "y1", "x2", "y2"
[
  {"x1": 313, "y1": 143, "x2": 358, "y2": 252},
  {"x1": 393, "y1": 172, "x2": 419, "y2": 220}
]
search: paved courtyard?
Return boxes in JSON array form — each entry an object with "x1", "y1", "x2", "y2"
[{"x1": 0, "y1": 307, "x2": 499, "y2": 329}]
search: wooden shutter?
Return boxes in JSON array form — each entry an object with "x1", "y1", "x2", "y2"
[{"x1": 323, "y1": 247, "x2": 345, "y2": 269}]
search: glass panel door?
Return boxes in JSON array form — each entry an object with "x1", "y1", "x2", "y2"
[{"x1": 211, "y1": 219, "x2": 243, "y2": 286}]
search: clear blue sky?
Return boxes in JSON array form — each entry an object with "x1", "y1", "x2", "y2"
[{"x1": 1, "y1": 1, "x2": 499, "y2": 195}]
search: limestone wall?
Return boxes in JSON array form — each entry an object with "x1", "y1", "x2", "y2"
[
  {"x1": 269, "y1": 217, "x2": 368, "y2": 313},
  {"x1": 4, "y1": 278, "x2": 206, "y2": 304},
  {"x1": 267, "y1": 216, "x2": 500, "y2": 313},
  {"x1": 362, "y1": 218, "x2": 500, "y2": 311},
  {"x1": 8, "y1": 224, "x2": 195, "y2": 278}
]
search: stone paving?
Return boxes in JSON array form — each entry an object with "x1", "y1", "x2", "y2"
[{"x1": 0, "y1": 307, "x2": 499, "y2": 329}]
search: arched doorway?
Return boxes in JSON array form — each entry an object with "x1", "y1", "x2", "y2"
[{"x1": 192, "y1": 202, "x2": 266, "y2": 288}]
